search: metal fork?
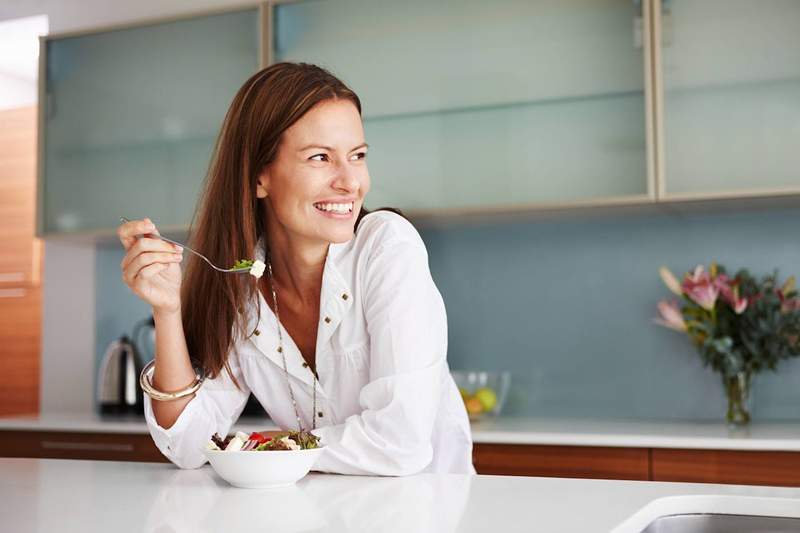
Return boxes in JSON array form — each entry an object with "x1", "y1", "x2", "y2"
[{"x1": 119, "y1": 217, "x2": 251, "y2": 274}]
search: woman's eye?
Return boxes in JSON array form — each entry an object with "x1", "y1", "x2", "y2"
[
  {"x1": 351, "y1": 152, "x2": 367, "y2": 161},
  {"x1": 310, "y1": 154, "x2": 328, "y2": 162}
]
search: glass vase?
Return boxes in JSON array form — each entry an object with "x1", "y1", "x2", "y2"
[{"x1": 723, "y1": 371, "x2": 752, "y2": 427}]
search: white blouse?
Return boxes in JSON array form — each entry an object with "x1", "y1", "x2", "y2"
[{"x1": 144, "y1": 210, "x2": 476, "y2": 476}]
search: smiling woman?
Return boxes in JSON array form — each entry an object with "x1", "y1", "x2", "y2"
[{"x1": 116, "y1": 62, "x2": 475, "y2": 476}]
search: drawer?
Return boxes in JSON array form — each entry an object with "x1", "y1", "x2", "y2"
[
  {"x1": 652, "y1": 448, "x2": 800, "y2": 487},
  {"x1": 0, "y1": 430, "x2": 169, "y2": 463},
  {"x1": 473, "y1": 443, "x2": 650, "y2": 480}
]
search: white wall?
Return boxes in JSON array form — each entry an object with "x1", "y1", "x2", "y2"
[{"x1": 0, "y1": 0, "x2": 252, "y2": 414}]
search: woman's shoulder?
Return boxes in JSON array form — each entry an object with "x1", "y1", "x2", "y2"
[{"x1": 354, "y1": 209, "x2": 425, "y2": 254}]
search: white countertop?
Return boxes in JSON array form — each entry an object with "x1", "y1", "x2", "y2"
[
  {"x1": 3, "y1": 413, "x2": 800, "y2": 450},
  {"x1": 1, "y1": 457, "x2": 799, "y2": 533}
]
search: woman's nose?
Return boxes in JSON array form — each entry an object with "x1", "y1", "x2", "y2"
[{"x1": 332, "y1": 164, "x2": 360, "y2": 192}]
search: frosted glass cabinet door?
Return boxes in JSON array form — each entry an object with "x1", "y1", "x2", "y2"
[
  {"x1": 42, "y1": 8, "x2": 260, "y2": 235},
  {"x1": 274, "y1": 0, "x2": 650, "y2": 211},
  {"x1": 660, "y1": 0, "x2": 800, "y2": 196}
]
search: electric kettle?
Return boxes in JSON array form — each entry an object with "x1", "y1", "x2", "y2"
[{"x1": 96, "y1": 317, "x2": 154, "y2": 415}]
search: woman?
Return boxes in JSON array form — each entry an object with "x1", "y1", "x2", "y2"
[{"x1": 117, "y1": 62, "x2": 475, "y2": 475}]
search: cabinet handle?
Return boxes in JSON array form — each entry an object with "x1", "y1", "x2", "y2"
[
  {"x1": 0, "y1": 272, "x2": 25, "y2": 283},
  {"x1": 41, "y1": 441, "x2": 135, "y2": 452},
  {"x1": 0, "y1": 288, "x2": 26, "y2": 298}
]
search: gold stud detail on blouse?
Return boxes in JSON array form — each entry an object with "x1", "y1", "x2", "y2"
[
  {"x1": 254, "y1": 329, "x2": 260, "y2": 336},
  {"x1": 302, "y1": 362, "x2": 308, "y2": 368},
  {"x1": 342, "y1": 293, "x2": 348, "y2": 300},
  {"x1": 277, "y1": 346, "x2": 283, "y2": 353},
  {"x1": 324, "y1": 316, "x2": 331, "y2": 323}
]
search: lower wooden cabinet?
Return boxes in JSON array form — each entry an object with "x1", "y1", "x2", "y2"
[
  {"x1": 473, "y1": 444, "x2": 800, "y2": 487},
  {"x1": 0, "y1": 430, "x2": 168, "y2": 463},
  {"x1": 2, "y1": 430, "x2": 800, "y2": 487},
  {"x1": 651, "y1": 448, "x2": 800, "y2": 487},
  {"x1": 473, "y1": 443, "x2": 650, "y2": 480}
]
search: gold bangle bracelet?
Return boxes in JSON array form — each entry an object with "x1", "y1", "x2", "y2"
[{"x1": 139, "y1": 359, "x2": 205, "y2": 402}]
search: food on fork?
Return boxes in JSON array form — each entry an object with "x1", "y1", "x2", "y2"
[{"x1": 232, "y1": 259, "x2": 266, "y2": 279}]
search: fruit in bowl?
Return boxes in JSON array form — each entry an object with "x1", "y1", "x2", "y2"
[
  {"x1": 203, "y1": 430, "x2": 326, "y2": 489},
  {"x1": 452, "y1": 370, "x2": 510, "y2": 421}
]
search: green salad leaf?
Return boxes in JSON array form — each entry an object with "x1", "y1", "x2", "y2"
[{"x1": 232, "y1": 259, "x2": 254, "y2": 270}]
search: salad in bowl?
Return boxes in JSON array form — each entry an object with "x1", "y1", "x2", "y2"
[{"x1": 203, "y1": 430, "x2": 325, "y2": 489}]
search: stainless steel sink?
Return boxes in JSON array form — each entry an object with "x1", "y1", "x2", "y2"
[{"x1": 640, "y1": 513, "x2": 800, "y2": 532}]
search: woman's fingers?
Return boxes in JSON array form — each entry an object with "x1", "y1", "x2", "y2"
[
  {"x1": 122, "y1": 251, "x2": 183, "y2": 285},
  {"x1": 135, "y1": 261, "x2": 168, "y2": 282},
  {"x1": 120, "y1": 236, "x2": 183, "y2": 272},
  {"x1": 117, "y1": 218, "x2": 156, "y2": 251}
]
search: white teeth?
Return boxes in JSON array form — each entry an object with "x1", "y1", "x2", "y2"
[{"x1": 315, "y1": 202, "x2": 353, "y2": 213}]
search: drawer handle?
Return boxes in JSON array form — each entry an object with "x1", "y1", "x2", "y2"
[
  {"x1": 41, "y1": 441, "x2": 135, "y2": 452},
  {"x1": 0, "y1": 288, "x2": 26, "y2": 298},
  {"x1": 0, "y1": 272, "x2": 25, "y2": 283}
]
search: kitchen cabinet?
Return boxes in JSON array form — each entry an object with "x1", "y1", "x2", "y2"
[
  {"x1": 0, "y1": 429, "x2": 167, "y2": 463},
  {"x1": 651, "y1": 448, "x2": 800, "y2": 487},
  {"x1": 472, "y1": 443, "x2": 650, "y2": 480},
  {"x1": 0, "y1": 106, "x2": 42, "y2": 417},
  {"x1": 471, "y1": 444, "x2": 800, "y2": 487},
  {"x1": 3, "y1": 426, "x2": 800, "y2": 486},
  {"x1": 39, "y1": 6, "x2": 262, "y2": 236},
  {"x1": 655, "y1": 0, "x2": 800, "y2": 198},
  {"x1": 273, "y1": 0, "x2": 655, "y2": 212}
]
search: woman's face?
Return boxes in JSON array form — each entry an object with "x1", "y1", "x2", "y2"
[{"x1": 257, "y1": 99, "x2": 370, "y2": 247}]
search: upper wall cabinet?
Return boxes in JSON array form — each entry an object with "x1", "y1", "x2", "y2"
[
  {"x1": 40, "y1": 7, "x2": 261, "y2": 236},
  {"x1": 658, "y1": 0, "x2": 800, "y2": 197},
  {"x1": 273, "y1": 0, "x2": 654, "y2": 212}
]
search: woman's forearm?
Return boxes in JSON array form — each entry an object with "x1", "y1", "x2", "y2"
[{"x1": 150, "y1": 308, "x2": 196, "y2": 429}]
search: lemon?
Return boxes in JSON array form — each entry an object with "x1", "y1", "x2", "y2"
[{"x1": 475, "y1": 387, "x2": 498, "y2": 412}]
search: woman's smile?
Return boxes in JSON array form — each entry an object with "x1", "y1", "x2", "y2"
[{"x1": 313, "y1": 200, "x2": 356, "y2": 219}]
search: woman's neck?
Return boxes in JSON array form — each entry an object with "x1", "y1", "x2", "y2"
[{"x1": 265, "y1": 229, "x2": 328, "y2": 308}]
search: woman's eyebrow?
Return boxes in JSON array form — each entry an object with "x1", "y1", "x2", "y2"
[{"x1": 298, "y1": 143, "x2": 369, "y2": 152}]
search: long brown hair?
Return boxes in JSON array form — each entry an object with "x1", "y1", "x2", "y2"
[{"x1": 182, "y1": 62, "x2": 402, "y2": 389}]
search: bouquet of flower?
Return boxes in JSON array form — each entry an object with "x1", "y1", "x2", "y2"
[{"x1": 656, "y1": 263, "x2": 800, "y2": 424}]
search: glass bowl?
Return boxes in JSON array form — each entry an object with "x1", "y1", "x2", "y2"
[{"x1": 451, "y1": 370, "x2": 511, "y2": 421}]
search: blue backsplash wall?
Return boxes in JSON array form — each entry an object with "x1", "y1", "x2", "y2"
[{"x1": 96, "y1": 207, "x2": 800, "y2": 421}]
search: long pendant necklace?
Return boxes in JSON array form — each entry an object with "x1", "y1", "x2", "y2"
[{"x1": 265, "y1": 257, "x2": 317, "y2": 431}]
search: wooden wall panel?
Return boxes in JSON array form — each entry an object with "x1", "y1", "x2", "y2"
[
  {"x1": 652, "y1": 448, "x2": 800, "y2": 487},
  {"x1": 473, "y1": 443, "x2": 650, "y2": 480},
  {"x1": 0, "y1": 106, "x2": 38, "y2": 283},
  {"x1": 0, "y1": 105, "x2": 41, "y2": 416},
  {"x1": 0, "y1": 286, "x2": 41, "y2": 416}
]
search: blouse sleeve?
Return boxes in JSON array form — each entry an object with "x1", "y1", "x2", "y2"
[
  {"x1": 144, "y1": 347, "x2": 251, "y2": 469},
  {"x1": 310, "y1": 234, "x2": 448, "y2": 476}
]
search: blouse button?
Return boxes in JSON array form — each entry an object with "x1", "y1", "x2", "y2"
[
  {"x1": 318, "y1": 411, "x2": 324, "y2": 417},
  {"x1": 324, "y1": 316, "x2": 331, "y2": 323}
]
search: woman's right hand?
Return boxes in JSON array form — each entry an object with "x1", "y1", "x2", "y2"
[{"x1": 118, "y1": 218, "x2": 185, "y2": 314}]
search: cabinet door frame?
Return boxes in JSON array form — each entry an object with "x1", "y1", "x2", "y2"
[
  {"x1": 650, "y1": 0, "x2": 800, "y2": 203},
  {"x1": 35, "y1": 2, "x2": 269, "y2": 239}
]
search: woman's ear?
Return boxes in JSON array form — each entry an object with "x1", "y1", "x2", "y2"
[{"x1": 256, "y1": 170, "x2": 269, "y2": 199}]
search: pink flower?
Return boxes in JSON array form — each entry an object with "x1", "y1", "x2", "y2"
[
  {"x1": 655, "y1": 300, "x2": 687, "y2": 332},
  {"x1": 778, "y1": 290, "x2": 800, "y2": 313},
  {"x1": 681, "y1": 265, "x2": 718, "y2": 311},
  {"x1": 714, "y1": 274, "x2": 748, "y2": 315}
]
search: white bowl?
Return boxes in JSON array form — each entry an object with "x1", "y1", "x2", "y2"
[{"x1": 203, "y1": 446, "x2": 327, "y2": 489}]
